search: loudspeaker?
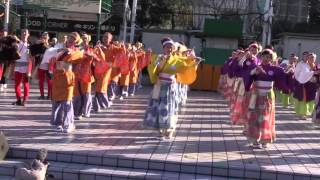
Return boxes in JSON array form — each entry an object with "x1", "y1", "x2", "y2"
[{"x1": 0, "y1": 131, "x2": 9, "y2": 160}]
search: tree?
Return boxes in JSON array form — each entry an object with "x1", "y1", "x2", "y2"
[
  {"x1": 137, "y1": 0, "x2": 193, "y2": 29},
  {"x1": 137, "y1": 0, "x2": 175, "y2": 29},
  {"x1": 308, "y1": 0, "x2": 320, "y2": 25}
]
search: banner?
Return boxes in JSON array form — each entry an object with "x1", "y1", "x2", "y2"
[
  {"x1": 23, "y1": 0, "x2": 102, "y2": 14},
  {"x1": 27, "y1": 17, "x2": 120, "y2": 35}
]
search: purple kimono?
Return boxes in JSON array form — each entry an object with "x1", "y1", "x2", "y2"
[
  {"x1": 283, "y1": 71, "x2": 295, "y2": 94},
  {"x1": 293, "y1": 80, "x2": 317, "y2": 102},
  {"x1": 227, "y1": 58, "x2": 238, "y2": 78},
  {"x1": 247, "y1": 64, "x2": 288, "y2": 144},
  {"x1": 251, "y1": 64, "x2": 288, "y2": 90},
  {"x1": 221, "y1": 58, "x2": 233, "y2": 75},
  {"x1": 241, "y1": 57, "x2": 258, "y2": 91}
]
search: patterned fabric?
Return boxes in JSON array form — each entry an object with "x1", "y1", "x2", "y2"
[
  {"x1": 231, "y1": 92, "x2": 250, "y2": 125},
  {"x1": 180, "y1": 84, "x2": 188, "y2": 105},
  {"x1": 230, "y1": 78, "x2": 243, "y2": 118},
  {"x1": 176, "y1": 83, "x2": 188, "y2": 106},
  {"x1": 229, "y1": 80, "x2": 237, "y2": 112},
  {"x1": 247, "y1": 91, "x2": 276, "y2": 144},
  {"x1": 51, "y1": 101, "x2": 74, "y2": 128},
  {"x1": 217, "y1": 75, "x2": 226, "y2": 94},
  {"x1": 143, "y1": 81, "x2": 178, "y2": 129},
  {"x1": 223, "y1": 77, "x2": 233, "y2": 101}
]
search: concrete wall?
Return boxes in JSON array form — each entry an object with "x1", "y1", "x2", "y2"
[
  {"x1": 141, "y1": 31, "x2": 237, "y2": 56},
  {"x1": 141, "y1": 32, "x2": 187, "y2": 54},
  {"x1": 189, "y1": 37, "x2": 202, "y2": 56},
  {"x1": 278, "y1": 36, "x2": 320, "y2": 61}
]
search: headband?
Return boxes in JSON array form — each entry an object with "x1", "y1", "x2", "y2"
[{"x1": 162, "y1": 39, "x2": 175, "y2": 47}]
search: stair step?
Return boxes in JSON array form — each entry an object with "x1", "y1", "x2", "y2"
[
  {"x1": 0, "y1": 159, "x2": 224, "y2": 180},
  {"x1": 0, "y1": 176, "x2": 16, "y2": 180},
  {"x1": 7, "y1": 147, "x2": 299, "y2": 180},
  {"x1": 7, "y1": 147, "x2": 222, "y2": 176}
]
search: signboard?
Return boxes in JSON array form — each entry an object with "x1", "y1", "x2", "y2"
[
  {"x1": 27, "y1": 17, "x2": 120, "y2": 35},
  {"x1": 23, "y1": 0, "x2": 102, "y2": 14}
]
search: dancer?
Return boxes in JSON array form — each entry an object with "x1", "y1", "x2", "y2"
[
  {"x1": 294, "y1": 52, "x2": 317, "y2": 119},
  {"x1": 144, "y1": 37, "x2": 198, "y2": 140},
  {"x1": 73, "y1": 33, "x2": 94, "y2": 119},
  {"x1": 92, "y1": 32, "x2": 113, "y2": 112},
  {"x1": 50, "y1": 32, "x2": 83, "y2": 133},
  {"x1": 247, "y1": 49, "x2": 288, "y2": 148},
  {"x1": 12, "y1": 29, "x2": 32, "y2": 106}
]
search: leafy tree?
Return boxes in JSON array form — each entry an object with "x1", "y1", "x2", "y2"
[
  {"x1": 308, "y1": 0, "x2": 320, "y2": 25},
  {"x1": 137, "y1": 0, "x2": 192, "y2": 29}
]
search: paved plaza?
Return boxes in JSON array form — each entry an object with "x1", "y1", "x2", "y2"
[{"x1": 0, "y1": 83, "x2": 320, "y2": 179}]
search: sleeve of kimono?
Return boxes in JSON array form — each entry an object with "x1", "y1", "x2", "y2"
[
  {"x1": 172, "y1": 55, "x2": 198, "y2": 85},
  {"x1": 93, "y1": 47, "x2": 106, "y2": 62},
  {"x1": 243, "y1": 70, "x2": 255, "y2": 91},
  {"x1": 274, "y1": 67, "x2": 289, "y2": 92},
  {"x1": 242, "y1": 59, "x2": 258, "y2": 91},
  {"x1": 172, "y1": 55, "x2": 197, "y2": 73},
  {"x1": 221, "y1": 58, "x2": 231, "y2": 75},
  {"x1": 147, "y1": 54, "x2": 159, "y2": 84},
  {"x1": 130, "y1": 52, "x2": 138, "y2": 71},
  {"x1": 137, "y1": 51, "x2": 146, "y2": 70},
  {"x1": 227, "y1": 60, "x2": 235, "y2": 77},
  {"x1": 62, "y1": 49, "x2": 84, "y2": 64},
  {"x1": 230, "y1": 60, "x2": 241, "y2": 73}
]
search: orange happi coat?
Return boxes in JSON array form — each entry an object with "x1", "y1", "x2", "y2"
[
  {"x1": 73, "y1": 47, "x2": 95, "y2": 96},
  {"x1": 119, "y1": 49, "x2": 131, "y2": 86},
  {"x1": 50, "y1": 48, "x2": 83, "y2": 101},
  {"x1": 109, "y1": 45, "x2": 124, "y2": 82},
  {"x1": 94, "y1": 45, "x2": 114, "y2": 93}
]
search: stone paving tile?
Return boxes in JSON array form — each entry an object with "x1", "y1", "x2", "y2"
[{"x1": 1, "y1": 83, "x2": 320, "y2": 179}]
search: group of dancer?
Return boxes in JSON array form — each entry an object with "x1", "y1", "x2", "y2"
[
  {"x1": 0, "y1": 29, "x2": 152, "y2": 133},
  {"x1": 218, "y1": 42, "x2": 320, "y2": 149},
  {"x1": 0, "y1": 30, "x2": 200, "y2": 138}
]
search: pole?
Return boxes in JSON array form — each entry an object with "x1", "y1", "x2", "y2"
[
  {"x1": 261, "y1": 0, "x2": 270, "y2": 47},
  {"x1": 4, "y1": 0, "x2": 10, "y2": 36},
  {"x1": 43, "y1": 10, "x2": 47, "y2": 32},
  {"x1": 97, "y1": 13, "x2": 101, "y2": 42},
  {"x1": 129, "y1": 0, "x2": 138, "y2": 43},
  {"x1": 122, "y1": 0, "x2": 129, "y2": 42},
  {"x1": 267, "y1": 0, "x2": 273, "y2": 46}
]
